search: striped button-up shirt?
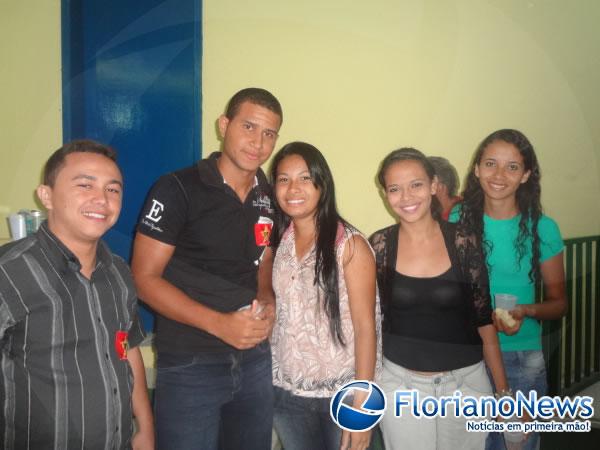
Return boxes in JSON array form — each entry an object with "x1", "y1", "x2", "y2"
[{"x1": 0, "y1": 222, "x2": 145, "y2": 449}]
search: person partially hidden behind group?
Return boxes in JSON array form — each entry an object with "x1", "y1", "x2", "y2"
[
  {"x1": 369, "y1": 148, "x2": 510, "y2": 450},
  {"x1": 270, "y1": 142, "x2": 381, "y2": 450},
  {"x1": 428, "y1": 155, "x2": 462, "y2": 221}
]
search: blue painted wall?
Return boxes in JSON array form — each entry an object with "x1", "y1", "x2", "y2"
[{"x1": 62, "y1": 0, "x2": 202, "y2": 329}]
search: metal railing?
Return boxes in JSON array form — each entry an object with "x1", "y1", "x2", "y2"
[{"x1": 542, "y1": 235, "x2": 600, "y2": 396}]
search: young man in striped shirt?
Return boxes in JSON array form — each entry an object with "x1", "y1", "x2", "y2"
[{"x1": 0, "y1": 140, "x2": 154, "y2": 449}]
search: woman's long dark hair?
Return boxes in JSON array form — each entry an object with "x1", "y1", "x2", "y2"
[
  {"x1": 270, "y1": 142, "x2": 350, "y2": 346},
  {"x1": 460, "y1": 129, "x2": 542, "y2": 283}
]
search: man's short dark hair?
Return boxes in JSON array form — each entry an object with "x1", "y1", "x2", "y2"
[
  {"x1": 428, "y1": 156, "x2": 460, "y2": 197},
  {"x1": 225, "y1": 88, "x2": 283, "y2": 123},
  {"x1": 43, "y1": 139, "x2": 118, "y2": 186}
]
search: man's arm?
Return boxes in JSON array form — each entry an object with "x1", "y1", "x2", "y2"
[
  {"x1": 128, "y1": 346, "x2": 154, "y2": 450},
  {"x1": 131, "y1": 233, "x2": 270, "y2": 349}
]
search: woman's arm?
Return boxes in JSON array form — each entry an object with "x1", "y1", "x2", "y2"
[
  {"x1": 340, "y1": 235, "x2": 378, "y2": 450},
  {"x1": 478, "y1": 324, "x2": 509, "y2": 393},
  {"x1": 495, "y1": 252, "x2": 567, "y2": 335},
  {"x1": 458, "y1": 226, "x2": 510, "y2": 393},
  {"x1": 256, "y1": 247, "x2": 276, "y2": 335}
]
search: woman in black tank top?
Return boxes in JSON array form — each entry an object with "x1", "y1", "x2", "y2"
[{"x1": 369, "y1": 148, "x2": 511, "y2": 450}]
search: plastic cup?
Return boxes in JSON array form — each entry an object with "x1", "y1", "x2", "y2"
[
  {"x1": 495, "y1": 293, "x2": 517, "y2": 311},
  {"x1": 238, "y1": 302, "x2": 265, "y2": 319},
  {"x1": 8, "y1": 214, "x2": 27, "y2": 240}
]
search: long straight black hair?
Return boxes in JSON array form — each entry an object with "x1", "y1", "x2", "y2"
[{"x1": 270, "y1": 141, "x2": 351, "y2": 346}]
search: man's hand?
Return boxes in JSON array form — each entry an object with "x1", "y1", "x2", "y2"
[{"x1": 214, "y1": 300, "x2": 271, "y2": 349}]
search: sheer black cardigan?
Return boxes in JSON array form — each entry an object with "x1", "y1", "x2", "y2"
[{"x1": 368, "y1": 220, "x2": 493, "y2": 334}]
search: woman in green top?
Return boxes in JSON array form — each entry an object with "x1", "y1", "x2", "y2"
[{"x1": 451, "y1": 129, "x2": 567, "y2": 450}]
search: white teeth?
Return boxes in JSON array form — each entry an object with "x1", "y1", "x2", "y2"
[
  {"x1": 83, "y1": 212, "x2": 106, "y2": 219},
  {"x1": 401, "y1": 205, "x2": 418, "y2": 213},
  {"x1": 287, "y1": 199, "x2": 304, "y2": 204}
]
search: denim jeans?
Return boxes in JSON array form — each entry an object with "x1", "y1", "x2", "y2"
[
  {"x1": 379, "y1": 358, "x2": 492, "y2": 450},
  {"x1": 154, "y1": 342, "x2": 273, "y2": 450},
  {"x1": 486, "y1": 350, "x2": 547, "y2": 450},
  {"x1": 273, "y1": 386, "x2": 342, "y2": 450}
]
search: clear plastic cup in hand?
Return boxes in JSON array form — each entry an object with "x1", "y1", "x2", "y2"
[{"x1": 495, "y1": 293, "x2": 518, "y2": 311}]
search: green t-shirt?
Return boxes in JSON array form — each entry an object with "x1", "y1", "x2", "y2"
[{"x1": 448, "y1": 208, "x2": 563, "y2": 351}]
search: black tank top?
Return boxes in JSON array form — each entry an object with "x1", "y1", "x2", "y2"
[{"x1": 383, "y1": 267, "x2": 483, "y2": 371}]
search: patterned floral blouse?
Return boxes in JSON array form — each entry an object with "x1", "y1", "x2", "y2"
[{"x1": 271, "y1": 222, "x2": 382, "y2": 397}]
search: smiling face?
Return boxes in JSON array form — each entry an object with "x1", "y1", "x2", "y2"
[
  {"x1": 383, "y1": 159, "x2": 438, "y2": 224},
  {"x1": 475, "y1": 139, "x2": 531, "y2": 205},
  {"x1": 218, "y1": 101, "x2": 281, "y2": 175},
  {"x1": 274, "y1": 154, "x2": 320, "y2": 223},
  {"x1": 37, "y1": 152, "x2": 123, "y2": 249}
]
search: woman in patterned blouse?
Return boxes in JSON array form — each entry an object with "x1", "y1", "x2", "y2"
[{"x1": 269, "y1": 141, "x2": 381, "y2": 450}]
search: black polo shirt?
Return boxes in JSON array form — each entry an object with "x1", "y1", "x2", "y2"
[
  {"x1": 0, "y1": 222, "x2": 145, "y2": 450},
  {"x1": 137, "y1": 152, "x2": 275, "y2": 353}
]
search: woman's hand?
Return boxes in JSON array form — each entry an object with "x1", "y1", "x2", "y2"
[
  {"x1": 340, "y1": 429, "x2": 372, "y2": 450},
  {"x1": 493, "y1": 306, "x2": 526, "y2": 335}
]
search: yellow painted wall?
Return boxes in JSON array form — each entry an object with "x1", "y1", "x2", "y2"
[
  {"x1": 203, "y1": 0, "x2": 600, "y2": 239},
  {"x1": 0, "y1": 0, "x2": 62, "y2": 242},
  {"x1": 1, "y1": 1, "x2": 598, "y2": 243}
]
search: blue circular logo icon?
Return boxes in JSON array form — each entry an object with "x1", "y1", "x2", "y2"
[{"x1": 330, "y1": 380, "x2": 386, "y2": 431}]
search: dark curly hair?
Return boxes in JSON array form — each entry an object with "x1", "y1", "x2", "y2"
[
  {"x1": 459, "y1": 129, "x2": 542, "y2": 284},
  {"x1": 269, "y1": 141, "x2": 351, "y2": 346}
]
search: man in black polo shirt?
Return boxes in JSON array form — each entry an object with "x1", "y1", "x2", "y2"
[
  {"x1": 132, "y1": 88, "x2": 282, "y2": 449},
  {"x1": 0, "y1": 140, "x2": 154, "y2": 449}
]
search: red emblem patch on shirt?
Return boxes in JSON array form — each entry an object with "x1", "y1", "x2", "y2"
[
  {"x1": 254, "y1": 222, "x2": 272, "y2": 247},
  {"x1": 115, "y1": 330, "x2": 129, "y2": 360}
]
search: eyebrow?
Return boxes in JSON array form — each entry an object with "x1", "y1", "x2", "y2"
[
  {"x1": 386, "y1": 178, "x2": 426, "y2": 186},
  {"x1": 243, "y1": 120, "x2": 279, "y2": 137},
  {"x1": 483, "y1": 158, "x2": 521, "y2": 164},
  {"x1": 277, "y1": 170, "x2": 310, "y2": 176},
  {"x1": 72, "y1": 174, "x2": 123, "y2": 186}
]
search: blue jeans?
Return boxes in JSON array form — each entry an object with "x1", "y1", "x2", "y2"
[
  {"x1": 273, "y1": 386, "x2": 342, "y2": 450},
  {"x1": 486, "y1": 350, "x2": 547, "y2": 450},
  {"x1": 154, "y1": 342, "x2": 273, "y2": 450}
]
